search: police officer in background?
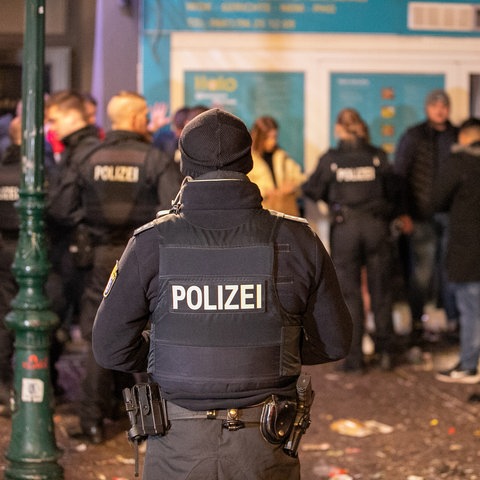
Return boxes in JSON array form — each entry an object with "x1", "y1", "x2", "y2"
[
  {"x1": 0, "y1": 115, "x2": 21, "y2": 409},
  {"x1": 45, "y1": 90, "x2": 102, "y2": 362},
  {"x1": 48, "y1": 90, "x2": 179, "y2": 443},
  {"x1": 303, "y1": 108, "x2": 400, "y2": 372},
  {"x1": 92, "y1": 108, "x2": 352, "y2": 479}
]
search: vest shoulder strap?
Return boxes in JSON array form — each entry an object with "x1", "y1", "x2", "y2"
[
  {"x1": 268, "y1": 209, "x2": 309, "y2": 224},
  {"x1": 134, "y1": 210, "x2": 172, "y2": 236}
]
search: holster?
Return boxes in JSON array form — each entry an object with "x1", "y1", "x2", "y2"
[
  {"x1": 123, "y1": 383, "x2": 170, "y2": 477},
  {"x1": 330, "y1": 203, "x2": 345, "y2": 225},
  {"x1": 260, "y1": 395, "x2": 297, "y2": 444},
  {"x1": 69, "y1": 224, "x2": 94, "y2": 269},
  {"x1": 123, "y1": 383, "x2": 170, "y2": 442},
  {"x1": 283, "y1": 373, "x2": 315, "y2": 457}
]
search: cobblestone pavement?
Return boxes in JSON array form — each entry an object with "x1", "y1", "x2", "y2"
[{"x1": 1, "y1": 332, "x2": 479, "y2": 480}]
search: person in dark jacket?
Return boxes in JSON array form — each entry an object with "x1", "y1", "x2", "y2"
[
  {"x1": 433, "y1": 118, "x2": 480, "y2": 383},
  {"x1": 394, "y1": 89, "x2": 459, "y2": 350},
  {"x1": 45, "y1": 90, "x2": 102, "y2": 375},
  {"x1": 152, "y1": 105, "x2": 189, "y2": 163},
  {"x1": 0, "y1": 112, "x2": 13, "y2": 159},
  {"x1": 48, "y1": 90, "x2": 180, "y2": 444},
  {"x1": 92, "y1": 108, "x2": 352, "y2": 479},
  {"x1": 0, "y1": 115, "x2": 21, "y2": 410},
  {"x1": 303, "y1": 108, "x2": 400, "y2": 372}
]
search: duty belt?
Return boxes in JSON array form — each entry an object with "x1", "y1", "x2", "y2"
[{"x1": 167, "y1": 402, "x2": 264, "y2": 431}]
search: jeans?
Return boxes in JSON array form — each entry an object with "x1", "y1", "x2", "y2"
[
  {"x1": 434, "y1": 214, "x2": 458, "y2": 321},
  {"x1": 404, "y1": 219, "x2": 458, "y2": 345},
  {"x1": 454, "y1": 282, "x2": 480, "y2": 371},
  {"x1": 405, "y1": 221, "x2": 436, "y2": 324}
]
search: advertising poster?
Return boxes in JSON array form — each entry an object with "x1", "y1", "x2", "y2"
[
  {"x1": 143, "y1": 0, "x2": 480, "y2": 36},
  {"x1": 184, "y1": 71, "x2": 305, "y2": 166},
  {"x1": 141, "y1": 0, "x2": 479, "y2": 106},
  {"x1": 330, "y1": 73, "x2": 445, "y2": 158}
]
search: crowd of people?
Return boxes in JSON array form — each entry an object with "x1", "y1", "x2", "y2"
[
  {"x1": 301, "y1": 90, "x2": 480, "y2": 380},
  {"x1": 0, "y1": 87, "x2": 478, "y2": 463}
]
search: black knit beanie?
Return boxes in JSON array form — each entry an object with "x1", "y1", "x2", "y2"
[{"x1": 179, "y1": 108, "x2": 253, "y2": 178}]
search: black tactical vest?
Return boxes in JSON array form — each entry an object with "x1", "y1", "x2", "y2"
[
  {"x1": 81, "y1": 146, "x2": 157, "y2": 236},
  {"x1": 148, "y1": 210, "x2": 302, "y2": 402}
]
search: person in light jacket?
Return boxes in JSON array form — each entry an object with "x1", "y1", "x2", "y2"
[{"x1": 248, "y1": 116, "x2": 305, "y2": 216}]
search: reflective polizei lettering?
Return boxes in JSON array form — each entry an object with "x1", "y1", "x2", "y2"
[
  {"x1": 171, "y1": 283, "x2": 263, "y2": 311},
  {"x1": 93, "y1": 165, "x2": 139, "y2": 182},
  {"x1": 335, "y1": 166, "x2": 376, "y2": 182}
]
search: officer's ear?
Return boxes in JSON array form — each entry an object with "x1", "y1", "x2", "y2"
[{"x1": 131, "y1": 111, "x2": 148, "y2": 135}]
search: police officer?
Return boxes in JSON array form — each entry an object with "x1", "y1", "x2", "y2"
[
  {"x1": 92, "y1": 108, "x2": 352, "y2": 479},
  {"x1": 303, "y1": 108, "x2": 400, "y2": 372},
  {"x1": 45, "y1": 90, "x2": 102, "y2": 360},
  {"x1": 49, "y1": 90, "x2": 180, "y2": 443},
  {"x1": 0, "y1": 115, "x2": 21, "y2": 409}
]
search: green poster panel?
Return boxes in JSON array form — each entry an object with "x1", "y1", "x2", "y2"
[
  {"x1": 185, "y1": 71, "x2": 305, "y2": 167},
  {"x1": 330, "y1": 73, "x2": 445, "y2": 159}
]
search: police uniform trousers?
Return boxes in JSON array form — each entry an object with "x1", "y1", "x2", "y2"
[
  {"x1": 143, "y1": 418, "x2": 300, "y2": 480},
  {"x1": 79, "y1": 244, "x2": 134, "y2": 428},
  {"x1": 46, "y1": 229, "x2": 86, "y2": 333},
  {"x1": 330, "y1": 211, "x2": 395, "y2": 367},
  {"x1": 0, "y1": 235, "x2": 17, "y2": 388}
]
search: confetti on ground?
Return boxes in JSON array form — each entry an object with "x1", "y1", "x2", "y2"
[{"x1": 330, "y1": 418, "x2": 393, "y2": 437}]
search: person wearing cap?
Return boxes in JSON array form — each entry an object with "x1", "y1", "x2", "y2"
[
  {"x1": 92, "y1": 108, "x2": 352, "y2": 479},
  {"x1": 394, "y1": 89, "x2": 459, "y2": 356}
]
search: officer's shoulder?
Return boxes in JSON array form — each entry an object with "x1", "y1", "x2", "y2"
[
  {"x1": 134, "y1": 210, "x2": 172, "y2": 236},
  {"x1": 268, "y1": 209, "x2": 309, "y2": 225}
]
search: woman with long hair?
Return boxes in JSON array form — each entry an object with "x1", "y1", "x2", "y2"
[{"x1": 248, "y1": 115, "x2": 305, "y2": 216}]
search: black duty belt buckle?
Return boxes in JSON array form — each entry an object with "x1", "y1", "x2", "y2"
[{"x1": 222, "y1": 408, "x2": 245, "y2": 431}]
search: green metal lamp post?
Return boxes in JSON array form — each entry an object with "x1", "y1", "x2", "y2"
[{"x1": 4, "y1": 0, "x2": 63, "y2": 478}]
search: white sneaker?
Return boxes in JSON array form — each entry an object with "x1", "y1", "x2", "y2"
[{"x1": 435, "y1": 366, "x2": 480, "y2": 384}]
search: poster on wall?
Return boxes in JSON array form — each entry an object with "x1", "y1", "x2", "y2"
[
  {"x1": 184, "y1": 71, "x2": 305, "y2": 167},
  {"x1": 141, "y1": 0, "x2": 479, "y2": 109},
  {"x1": 330, "y1": 73, "x2": 445, "y2": 158},
  {"x1": 143, "y1": 0, "x2": 480, "y2": 36}
]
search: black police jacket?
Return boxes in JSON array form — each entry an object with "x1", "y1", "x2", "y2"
[
  {"x1": 0, "y1": 144, "x2": 21, "y2": 233},
  {"x1": 92, "y1": 172, "x2": 352, "y2": 410},
  {"x1": 303, "y1": 139, "x2": 398, "y2": 220},
  {"x1": 47, "y1": 130, "x2": 179, "y2": 246},
  {"x1": 45, "y1": 125, "x2": 102, "y2": 242}
]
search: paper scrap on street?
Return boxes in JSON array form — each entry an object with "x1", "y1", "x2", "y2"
[{"x1": 330, "y1": 418, "x2": 394, "y2": 437}]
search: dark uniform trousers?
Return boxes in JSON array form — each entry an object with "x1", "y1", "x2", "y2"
[
  {"x1": 330, "y1": 211, "x2": 394, "y2": 367},
  {"x1": 79, "y1": 243, "x2": 134, "y2": 427},
  {"x1": 0, "y1": 235, "x2": 18, "y2": 387},
  {"x1": 144, "y1": 418, "x2": 300, "y2": 480}
]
